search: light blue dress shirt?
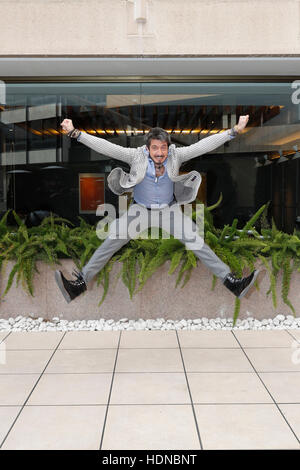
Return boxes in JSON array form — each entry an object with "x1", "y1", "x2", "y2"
[{"x1": 133, "y1": 148, "x2": 174, "y2": 208}]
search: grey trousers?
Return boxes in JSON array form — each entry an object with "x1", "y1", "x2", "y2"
[{"x1": 81, "y1": 201, "x2": 231, "y2": 284}]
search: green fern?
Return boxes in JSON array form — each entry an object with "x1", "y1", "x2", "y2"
[
  {"x1": 168, "y1": 249, "x2": 185, "y2": 275},
  {"x1": 1, "y1": 200, "x2": 300, "y2": 324},
  {"x1": 282, "y1": 255, "x2": 295, "y2": 314},
  {"x1": 233, "y1": 297, "x2": 241, "y2": 326},
  {"x1": 258, "y1": 254, "x2": 277, "y2": 308}
]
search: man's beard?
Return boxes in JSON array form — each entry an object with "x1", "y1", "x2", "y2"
[{"x1": 154, "y1": 157, "x2": 163, "y2": 169}]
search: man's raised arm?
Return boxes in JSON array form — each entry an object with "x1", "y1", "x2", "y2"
[
  {"x1": 61, "y1": 119, "x2": 135, "y2": 164},
  {"x1": 175, "y1": 115, "x2": 249, "y2": 163}
]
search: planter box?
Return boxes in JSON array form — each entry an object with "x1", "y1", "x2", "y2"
[{"x1": 0, "y1": 259, "x2": 299, "y2": 321}]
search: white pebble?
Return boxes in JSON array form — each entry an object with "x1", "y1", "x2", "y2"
[{"x1": 0, "y1": 314, "x2": 299, "y2": 331}]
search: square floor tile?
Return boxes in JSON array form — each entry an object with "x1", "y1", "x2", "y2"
[
  {"x1": 0, "y1": 350, "x2": 53, "y2": 374},
  {"x1": 119, "y1": 330, "x2": 178, "y2": 348},
  {"x1": 102, "y1": 404, "x2": 200, "y2": 450},
  {"x1": 194, "y1": 404, "x2": 300, "y2": 449},
  {"x1": 115, "y1": 348, "x2": 183, "y2": 372},
  {"x1": 0, "y1": 407, "x2": 21, "y2": 444},
  {"x1": 245, "y1": 348, "x2": 300, "y2": 372},
  {"x1": 259, "y1": 372, "x2": 300, "y2": 403},
  {"x1": 278, "y1": 404, "x2": 300, "y2": 441},
  {"x1": 178, "y1": 330, "x2": 239, "y2": 348},
  {"x1": 110, "y1": 373, "x2": 190, "y2": 404},
  {"x1": 182, "y1": 348, "x2": 253, "y2": 372},
  {"x1": 0, "y1": 332, "x2": 10, "y2": 343},
  {"x1": 234, "y1": 330, "x2": 293, "y2": 348},
  {"x1": 45, "y1": 349, "x2": 116, "y2": 373},
  {"x1": 3, "y1": 332, "x2": 64, "y2": 350},
  {"x1": 286, "y1": 330, "x2": 300, "y2": 342},
  {"x1": 188, "y1": 372, "x2": 272, "y2": 404},
  {"x1": 27, "y1": 373, "x2": 112, "y2": 405},
  {"x1": 58, "y1": 331, "x2": 120, "y2": 349},
  {"x1": 1, "y1": 405, "x2": 106, "y2": 450},
  {"x1": 0, "y1": 374, "x2": 39, "y2": 405}
]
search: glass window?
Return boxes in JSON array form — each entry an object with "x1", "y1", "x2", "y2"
[{"x1": 0, "y1": 80, "x2": 299, "y2": 231}]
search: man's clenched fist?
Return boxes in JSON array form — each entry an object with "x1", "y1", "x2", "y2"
[
  {"x1": 61, "y1": 119, "x2": 74, "y2": 133},
  {"x1": 235, "y1": 115, "x2": 249, "y2": 133}
]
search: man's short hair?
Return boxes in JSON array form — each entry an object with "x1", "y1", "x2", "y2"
[{"x1": 145, "y1": 127, "x2": 171, "y2": 148}]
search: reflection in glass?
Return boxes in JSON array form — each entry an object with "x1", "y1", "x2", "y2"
[{"x1": 0, "y1": 81, "x2": 299, "y2": 231}]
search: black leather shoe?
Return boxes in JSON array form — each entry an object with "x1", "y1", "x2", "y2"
[
  {"x1": 223, "y1": 270, "x2": 259, "y2": 299},
  {"x1": 55, "y1": 269, "x2": 87, "y2": 303}
]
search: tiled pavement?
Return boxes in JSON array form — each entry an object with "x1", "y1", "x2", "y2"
[{"x1": 1, "y1": 329, "x2": 300, "y2": 450}]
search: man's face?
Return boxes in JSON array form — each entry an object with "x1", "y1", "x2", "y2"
[{"x1": 147, "y1": 139, "x2": 169, "y2": 165}]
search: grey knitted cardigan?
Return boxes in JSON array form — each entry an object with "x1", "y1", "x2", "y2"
[{"x1": 77, "y1": 130, "x2": 235, "y2": 205}]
